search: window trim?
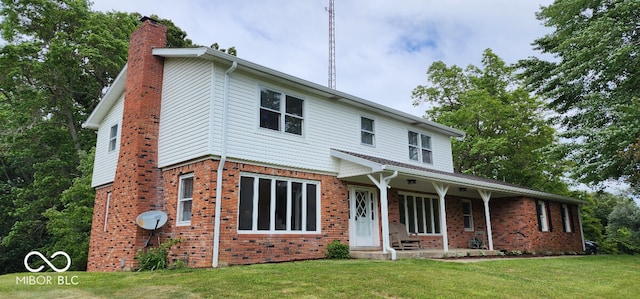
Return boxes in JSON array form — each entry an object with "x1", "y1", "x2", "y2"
[
  {"x1": 176, "y1": 173, "x2": 194, "y2": 226},
  {"x1": 462, "y1": 199, "x2": 474, "y2": 231},
  {"x1": 237, "y1": 172, "x2": 321, "y2": 234},
  {"x1": 398, "y1": 192, "x2": 441, "y2": 235},
  {"x1": 536, "y1": 200, "x2": 549, "y2": 232},
  {"x1": 258, "y1": 86, "x2": 305, "y2": 137},
  {"x1": 104, "y1": 192, "x2": 111, "y2": 232},
  {"x1": 408, "y1": 130, "x2": 433, "y2": 164},
  {"x1": 360, "y1": 116, "x2": 375, "y2": 146},
  {"x1": 108, "y1": 124, "x2": 118, "y2": 152},
  {"x1": 561, "y1": 204, "x2": 572, "y2": 233}
]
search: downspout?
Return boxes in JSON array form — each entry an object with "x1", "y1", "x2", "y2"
[
  {"x1": 367, "y1": 171, "x2": 398, "y2": 260},
  {"x1": 578, "y1": 206, "x2": 586, "y2": 252},
  {"x1": 212, "y1": 61, "x2": 237, "y2": 268}
]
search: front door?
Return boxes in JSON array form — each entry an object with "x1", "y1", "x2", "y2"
[{"x1": 349, "y1": 188, "x2": 379, "y2": 247}]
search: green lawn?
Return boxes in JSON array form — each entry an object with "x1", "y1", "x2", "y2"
[{"x1": 2, "y1": 255, "x2": 639, "y2": 298}]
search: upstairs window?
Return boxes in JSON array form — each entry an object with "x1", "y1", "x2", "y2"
[
  {"x1": 408, "y1": 131, "x2": 432, "y2": 163},
  {"x1": 259, "y1": 87, "x2": 304, "y2": 135},
  {"x1": 361, "y1": 117, "x2": 375, "y2": 145},
  {"x1": 109, "y1": 124, "x2": 118, "y2": 152},
  {"x1": 177, "y1": 174, "x2": 194, "y2": 226}
]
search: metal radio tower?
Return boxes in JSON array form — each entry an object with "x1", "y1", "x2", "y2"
[{"x1": 328, "y1": 0, "x2": 336, "y2": 89}]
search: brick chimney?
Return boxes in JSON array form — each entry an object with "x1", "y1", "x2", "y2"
[{"x1": 87, "y1": 17, "x2": 167, "y2": 271}]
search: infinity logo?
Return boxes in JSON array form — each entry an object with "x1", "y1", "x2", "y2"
[{"x1": 23, "y1": 251, "x2": 71, "y2": 273}]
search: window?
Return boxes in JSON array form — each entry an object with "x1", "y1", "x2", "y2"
[
  {"x1": 238, "y1": 174, "x2": 320, "y2": 233},
  {"x1": 361, "y1": 117, "x2": 375, "y2": 145},
  {"x1": 561, "y1": 204, "x2": 572, "y2": 232},
  {"x1": 177, "y1": 174, "x2": 194, "y2": 226},
  {"x1": 536, "y1": 200, "x2": 551, "y2": 232},
  {"x1": 462, "y1": 200, "x2": 473, "y2": 231},
  {"x1": 398, "y1": 193, "x2": 440, "y2": 234},
  {"x1": 259, "y1": 87, "x2": 304, "y2": 135},
  {"x1": 109, "y1": 124, "x2": 118, "y2": 152},
  {"x1": 408, "y1": 131, "x2": 432, "y2": 163},
  {"x1": 104, "y1": 192, "x2": 111, "y2": 232}
]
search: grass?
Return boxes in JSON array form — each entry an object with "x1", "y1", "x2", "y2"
[{"x1": 2, "y1": 255, "x2": 639, "y2": 298}]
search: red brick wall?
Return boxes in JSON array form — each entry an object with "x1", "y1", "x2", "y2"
[
  {"x1": 490, "y1": 198, "x2": 583, "y2": 253},
  {"x1": 386, "y1": 190, "x2": 582, "y2": 253},
  {"x1": 87, "y1": 19, "x2": 167, "y2": 272},
  {"x1": 162, "y1": 160, "x2": 217, "y2": 268},
  {"x1": 161, "y1": 161, "x2": 350, "y2": 267}
]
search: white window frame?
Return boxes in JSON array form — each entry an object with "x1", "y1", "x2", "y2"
[
  {"x1": 108, "y1": 124, "x2": 118, "y2": 152},
  {"x1": 258, "y1": 86, "x2": 304, "y2": 136},
  {"x1": 537, "y1": 200, "x2": 549, "y2": 232},
  {"x1": 462, "y1": 199, "x2": 473, "y2": 231},
  {"x1": 360, "y1": 116, "x2": 375, "y2": 146},
  {"x1": 104, "y1": 192, "x2": 111, "y2": 232},
  {"x1": 408, "y1": 130, "x2": 433, "y2": 164},
  {"x1": 177, "y1": 173, "x2": 194, "y2": 226},
  {"x1": 237, "y1": 172, "x2": 321, "y2": 234},
  {"x1": 398, "y1": 192, "x2": 441, "y2": 235},
  {"x1": 562, "y1": 204, "x2": 572, "y2": 233}
]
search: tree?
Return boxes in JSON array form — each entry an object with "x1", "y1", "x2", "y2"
[
  {"x1": 606, "y1": 199, "x2": 640, "y2": 253},
  {"x1": 0, "y1": 0, "x2": 196, "y2": 274},
  {"x1": 412, "y1": 49, "x2": 568, "y2": 193},
  {"x1": 519, "y1": 0, "x2": 640, "y2": 190}
]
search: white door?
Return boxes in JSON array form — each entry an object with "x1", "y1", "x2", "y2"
[{"x1": 350, "y1": 188, "x2": 379, "y2": 247}]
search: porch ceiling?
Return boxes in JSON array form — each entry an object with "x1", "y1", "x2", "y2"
[{"x1": 330, "y1": 149, "x2": 586, "y2": 205}]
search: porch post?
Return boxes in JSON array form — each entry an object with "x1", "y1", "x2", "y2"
[
  {"x1": 367, "y1": 171, "x2": 398, "y2": 260},
  {"x1": 432, "y1": 183, "x2": 449, "y2": 252},
  {"x1": 478, "y1": 189, "x2": 494, "y2": 251}
]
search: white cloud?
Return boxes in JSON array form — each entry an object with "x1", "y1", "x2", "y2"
[{"x1": 90, "y1": 0, "x2": 554, "y2": 116}]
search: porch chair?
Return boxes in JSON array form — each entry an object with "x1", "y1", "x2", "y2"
[
  {"x1": 389, "y1": 222, "x2": 422, "y2": 250},
  {"x1": 467, "y1": 229, "x2": 487, "y2": 249}
]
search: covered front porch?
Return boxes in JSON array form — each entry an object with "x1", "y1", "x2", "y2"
[{"x1": 331, "y1": 149, "x2": 586, "y2": 259}]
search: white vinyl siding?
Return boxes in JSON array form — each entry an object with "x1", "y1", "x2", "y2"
[
  {"x1": 91, "y1": 93, "x2": 124, "y2": 187},
  {"x1": 158, "y1": 58, "x2": 212, "y2": 168},
  {"x1": 142, "y1": 59, "x2": 455, "y2": 173},
  {"x1": 220, "y1": 70, "x2": 456, "y2": 173}
]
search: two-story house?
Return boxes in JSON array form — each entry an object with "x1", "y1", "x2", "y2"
[{"x1": 83, "y1": 18, "x2": 585, "y2": 271}]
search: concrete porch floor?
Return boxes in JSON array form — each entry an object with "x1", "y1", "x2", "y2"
[{"x1": 350, "y1": 248, "x2": 499, "y2": 260}]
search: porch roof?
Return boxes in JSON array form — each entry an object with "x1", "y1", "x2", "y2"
[{"x1": 330, "y1": 149, "x2": 586, "y2": 205}]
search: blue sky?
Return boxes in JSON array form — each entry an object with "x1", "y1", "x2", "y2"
[{"x1": 90, "y1": 0, "x2": 554, "y2": 118}]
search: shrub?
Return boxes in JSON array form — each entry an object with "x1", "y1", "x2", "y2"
[
  {"x1": 325, "y1": 240, "x2": 350, "y2": 259},
  {"x1": 135, "y1": 238, "x2": 181, "y2": 271}
]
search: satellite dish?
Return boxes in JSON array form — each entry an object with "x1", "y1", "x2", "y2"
[{"x1": 136, "y1": 210, "x2": 168, "y2": 230}]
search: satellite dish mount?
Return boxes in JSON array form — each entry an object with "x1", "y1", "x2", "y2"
[{"x1": 135, "y1": 210, "x2": 168, "y2": 247}]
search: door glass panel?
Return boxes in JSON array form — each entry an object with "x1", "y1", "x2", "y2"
[{"x1": 355, "y1": 191, "x2": 372, "y2": 237}]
